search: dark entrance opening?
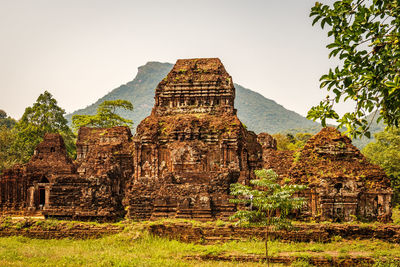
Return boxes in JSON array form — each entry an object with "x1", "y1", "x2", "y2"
[
  {"x1": 334, "y1": 183, "x2": 343, "y2": 193},
  {"x1": 39, "y1": 186, "x2": 46, "y2": 208},
  {"x1": 374, "y1": 196, "x2": 379, "y2": 217},
  {"x1": 40, "y1": 176, "x2": 49, "y2": 183}
]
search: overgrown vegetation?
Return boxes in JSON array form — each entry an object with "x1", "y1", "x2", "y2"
[
  {"x1": 308, "y1": 0, "x2": 400, "y2": 138},
  {"x1": 0, "y1": 125, "x2": 17, "y2": 172},
  {"x1": 272, "y1": 132, "x2": 313, "y2": 151},
  {"x1": 363, "y1": 128, "x2": 400, "y2": 205},
  {"x1": 392, "y1": 206, "x2": 400, "y2": 224},
  {"x1": 0, "y1": 111, "x2": 17, "y2": 171},
  {"x1": 230, "y1": 169, "x2": 307, "y2": 265}
]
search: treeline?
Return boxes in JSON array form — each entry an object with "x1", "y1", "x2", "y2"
[
  {"x1": 0, "y1": 91, "x2": 133, "y2": 173},
  {"x1": 0, "y1": 91, "x2": 75, "y2": 172},
  {"x1": 363, "y1": 129, "x2": 400, "y2": 205}
]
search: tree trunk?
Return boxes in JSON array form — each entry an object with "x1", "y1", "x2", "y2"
[{"x1": 265, "y1": 226, "x2": 269, "y2": 267}]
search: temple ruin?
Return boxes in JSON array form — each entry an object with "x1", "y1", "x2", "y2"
[
  {"x1": 124, "y1": 58, "x2": 263, "y2": 220},
  {"x1": 262, "y1": 128, "x2": 392, "y2": 222},
  {"x1": 0, "y1": 58, "x2": 392, "y2": 222},
  {"x1": 0, "y1": 128, "x2": 133, "y2": 220},
  {"x1": 291, "y1": 128, "x2": 392, "y2": 222}
]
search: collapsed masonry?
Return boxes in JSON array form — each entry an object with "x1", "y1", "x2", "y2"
[{"x1": 0, "y1": 58, "x2": 392, "y2": 222}]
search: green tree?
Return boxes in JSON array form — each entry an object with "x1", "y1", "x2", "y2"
[
  {"x1": 12, "y1": 91, "x2": 75, "y2": 162},
  {"x1": 307, "y1": 0, "x2": 400, "y2": 138},
  {"x1": 229, "y1": 169, "x2": 307, "y2": 265},
  {"x1": 0, "y1": 110, "x2": 6, "y2": 119},
  {"x1": 272, "y1": 133, "x2": 312, "y2": 151},
  {"x1": 271, "y1": 133, "x2": 292, "y2": 150},
  {"x1": 0, "y1": 126, "x2": 17, "y2": 173},
  {"x1": 0, "y1": 109, "x2": 16, "y2": 129},
  {"x1": 363, "y1": 128, "x2": 400, "y2": 205},
  {"x1": 72, "y1": 100, "x2": 133, "y2": 132}
]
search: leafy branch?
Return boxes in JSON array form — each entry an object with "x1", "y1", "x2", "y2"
[{"x1": 308, "y1": 0, "x2": 400, "y2": 138}]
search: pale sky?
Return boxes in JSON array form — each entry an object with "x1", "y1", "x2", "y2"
[{"x1": 0, "y1": 0, "x2": 345, "y2": 120}]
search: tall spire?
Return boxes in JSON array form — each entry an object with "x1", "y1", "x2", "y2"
[{"x1": 153, "y1": 58, "x2": 236, "y2": 116}]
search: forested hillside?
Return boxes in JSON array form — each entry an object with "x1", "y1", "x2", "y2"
[{"x1": 66, "y1": 62, "x2": 320, "y2": 134}]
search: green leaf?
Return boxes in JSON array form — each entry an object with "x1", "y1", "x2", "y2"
[{"x1": 308, "y1": 0, "x2": 400, "y2": 138}]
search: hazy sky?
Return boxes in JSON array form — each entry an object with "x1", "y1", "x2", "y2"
[{"x1": 0, "y1": 0, "x2": 344, "y2": 120}]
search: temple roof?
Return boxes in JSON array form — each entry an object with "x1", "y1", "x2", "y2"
[
  {"x1": 288, "y1": 127, "x2": 391, "y2": 189},
  {"x1": 153, "y1": 58, "x2": 236, "y2": 116},
  {"x1": 28, "y1": 133, "x2": 75, "y2": 175},
  {"x1": 157, "y1": 58, "x2": 232, "y2": 86}
]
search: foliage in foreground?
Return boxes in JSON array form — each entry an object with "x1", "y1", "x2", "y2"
[
  {"x1": 230, "y1": 169, "x2": 307, "y2": 264},
  {"x1": 363, "y1": 128, "x2": 400, "y2": 205},
  {"x1": 229, "y1": 169, "x2": 307, "y2": 228},
  {"x1": 308, "y1": 0, "x2": 400, "y2": 138},
  {"x1": 72, "y1": 100, "x2": 133, "y2": 132}
]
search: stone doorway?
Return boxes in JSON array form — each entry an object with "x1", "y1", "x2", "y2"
[
  {"x1": 39, "y1": 186, "x2": 46, "y2": 209},
  {"x1": 36, "y1": 176, "x2": 50, "y2": 210}
]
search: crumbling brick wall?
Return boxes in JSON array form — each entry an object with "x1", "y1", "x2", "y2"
[
  {"x1": 44, "y1": 126, "x2": 134, "y2": 220},
  {"x1": 0, "y1": 133, "x2": 77, "y2": 216},
  {"x1": 154, "y1": 58, "x2": 236, "y2": 116},
  {"x1": 0, "y1": 165, "x2": 27, "y2": 215}
]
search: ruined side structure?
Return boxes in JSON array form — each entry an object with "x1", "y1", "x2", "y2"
[
  {"x1": 0, "y1": 58, "x2": 392, "y2": 222},
  {"x1": 260, "y1": 128, "x2": 392, "y2": 222},
  {"x1": 0, "y1": 134, "x2": 76, "y2": 216},
  {"x1": 291, "y1": 128, "x2": 392, "y2": 222},
  {"x1": 124, "y1": 58, "x2": 263, "y2": 220},
  {"x1": 0, "y1": 128, "x2": 133, "y2": 220}
]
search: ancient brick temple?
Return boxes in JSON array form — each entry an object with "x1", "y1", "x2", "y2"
[
  {"x1": 0, "y1": 58, "x2": 392, "y2": 222},
  {"x1": 0, "y1": 128, "x2": 134, "y2": 220},
  {"x1": 124, "y1": 58, "x2": 263, "y2": 220},
  {"x1": 262, "y1": 127, "x2": 392, "y2": 222}
]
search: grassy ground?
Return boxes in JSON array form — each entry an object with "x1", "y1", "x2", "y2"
[
  {"x1": 0, "y1": 209, "x2": 399, "y2": 267},
  {"x1": 392, "y1": 206, "x2": 400, "y2": 224},
  {"x1": 0, "y1": 232, "x2": 266, "y2": 267},
  {"x1": 0, "y1": 222, "x2": 399, "y2": 266}
]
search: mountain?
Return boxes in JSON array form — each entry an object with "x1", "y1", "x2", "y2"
[
  {"x1": 234, "y1": 84, "x2": 319, "y2": 133},
  {"x1": 66, "y1": 62, "x2": 172, "y2": 128},
  {"x1": 66, "y1": 61, "x2": 322, "y2": 134}
]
